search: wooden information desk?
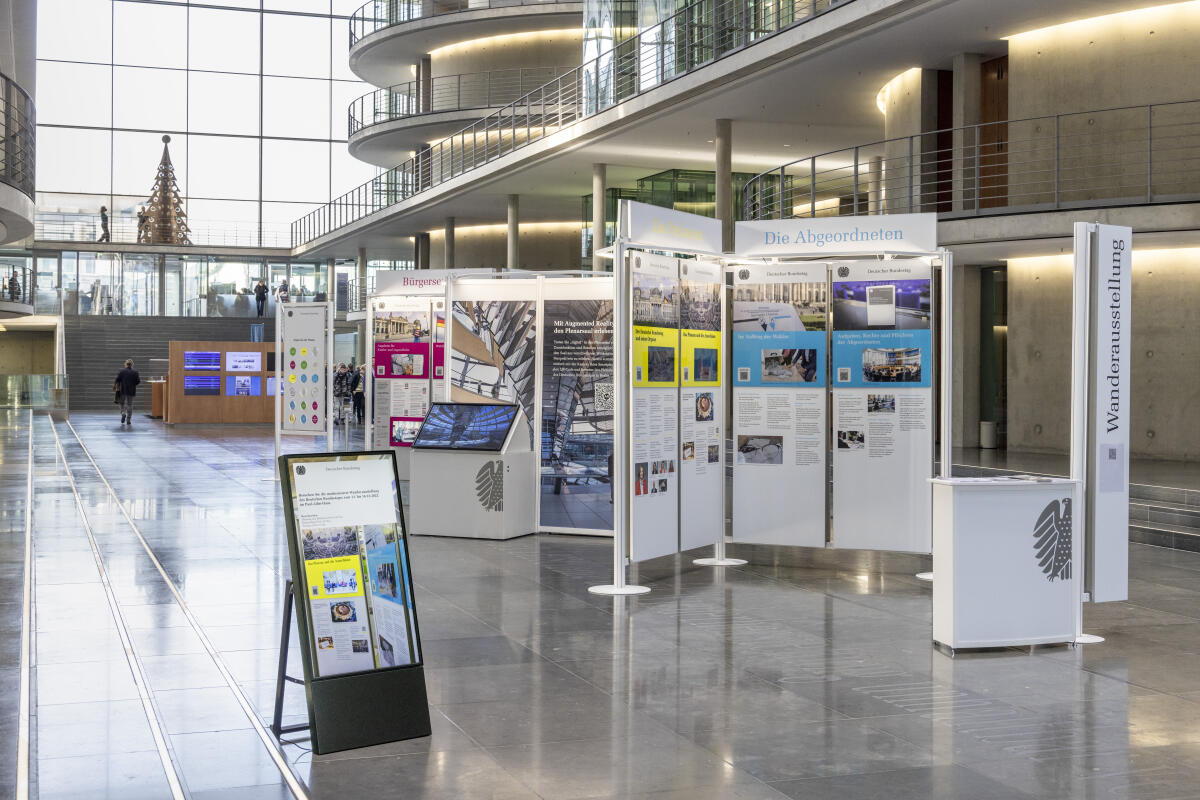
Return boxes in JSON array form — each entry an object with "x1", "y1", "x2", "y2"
[{"x1": 166, "y1": 341, "x2": 276, "y2": 424}]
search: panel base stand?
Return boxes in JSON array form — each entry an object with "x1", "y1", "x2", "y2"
[
  {"x1": 915, "y1": 572, "x2": 933, "y2": 582},
  {"x1": 271, "y1": 580, "x2": 309, "y2": 738},
  {"x1": 1075, "y1": 633, "x2": 1105, "y2": 644},
  {"x1": 693, "y1": 557, "x2": 747, "y2": 566},
  {"x1": 588, "y1": 584, "x2": 651, "y2": 595}
]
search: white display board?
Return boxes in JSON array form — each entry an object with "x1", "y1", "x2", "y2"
[
  {"x1": 279, "y1": 303, "x2": 332, "y2": 435},
  {"x1": 1075, "y1": 223, "x2": 1131, "y2": 603},
  {"x1": 629, "y1": 252, "x2": 681, "y2": 562},
  {"x1": 731, "y1": 262, "x2": 827, "y2": 547},
  {"x1": 736, "y1": 214, "x2": 938, "y2": 258},
  {"x1": 830, "y1": 260, "x2": 934, "y2": 553},
  {"x1": 678, "y1": 259, "x2": 724, "y2": 552}
]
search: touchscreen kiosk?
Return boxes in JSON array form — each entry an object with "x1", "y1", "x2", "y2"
[{"x1": 412, "y1": 403, "x2": 518, "y2": 451}]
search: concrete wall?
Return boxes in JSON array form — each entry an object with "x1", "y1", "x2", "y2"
[
  {"x1": 0, "y1": 330, "x2": 54, "y2": 373},
  {"x1": 427, "y1": 224, "x2": 582, "y2": 270},
  {"x1": 879, "y1": 68, "x2": 937, "y2": 212},
  {"x1": 430, "y1": 30, "x2": 581, "y2": 76},
  {"x1": 1006, "y1": 248, "x2": 1200, "y2": 461}
]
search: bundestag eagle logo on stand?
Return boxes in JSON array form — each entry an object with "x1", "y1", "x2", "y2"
[
  {"x1": 1033, "y1": 497, "x2": 1072, "y2": 581},
  {"x1": 476, "y1": 460, "x2": 504, "y2": 512},
  {"x1": 837, "y1": 265, "x2": 851, "y2": 278}
]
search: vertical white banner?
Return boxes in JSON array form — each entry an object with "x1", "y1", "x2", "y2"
[
  {"x1": 678, "y1": 259, "x2": 724, "y2": 552},
  {"x1": 830, "y1": 260, "x2": 934, "y2": 553},
  {"x1": 731, "y1": 263, "x2": 828, "y2": 547},
  {"x1": 630, "y1": 252, "x2": 681, "y2": 562},
  {"x1": 1087, "y1": 224, "x2": 1131, "y2": 603},
  {"x1": 280, "y1": 303, "x2": 331, "y2": 434}
]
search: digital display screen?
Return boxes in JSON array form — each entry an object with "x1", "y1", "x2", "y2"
[
  {"x1": 412, "y1": 403, "x2": 518, "y2": 452},
  {"x1": 267, "y1": 376, "x2": 277, "y2": 396},
  {"x1": 267, "y1": 351, "x2": 276, "y2": 372},
  {"x1": 225, "y1": 376, "x2": 262, "y2": 396},
  {"x1": 184, "y1": 351, "x2": 221, "y2": 370},
  {"x1": 226, "y1": 351, "x2": 262, "y2": 372},
  {"x1": 184, "y1": 376, "x2": 221, "y2": 396}
]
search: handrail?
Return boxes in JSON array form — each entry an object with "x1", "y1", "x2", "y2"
[
  {"x1": 742, "y1": 99, "x2": 1200, "y2": 221},
  {"x1": 347, "y1": 276, "x2": 375, "y2": 313},
  {"x1": 350, "y1": 0, "x2": 573, "y2": 46},
  {"x1": 35, "y1": 213, "x2": 292, "y2": 249},
  {"x1": 298, "y1": 0, "x2": 849, "y2": 247},
  {"x1": 0, "y1": 71, "x2": 35, "y2": 200},
  {"x1": 349, "y1": 67, "x2": 574, "y2": 137}
]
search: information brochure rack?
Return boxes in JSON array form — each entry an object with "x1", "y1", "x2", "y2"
[
  {"x1": 278, "y1": 450, "x2": 430, "y2": 754},
  {"x1": 408, "y1": 402, "x2": 536, "y2": 539}
]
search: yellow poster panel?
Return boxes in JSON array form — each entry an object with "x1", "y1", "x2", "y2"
[
  {"x1": 681, "y1": 329, "x2": 721, "y2": 387},
  {"x1": 304, "y1": 556, "x2": 366, "y2": 601},
  {"x1": 633, "y1": 325, "x2": 679, "y2": 388}
]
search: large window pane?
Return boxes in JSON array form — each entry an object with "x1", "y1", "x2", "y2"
[
  {"x1": 114, "y1": 1, "x2": 187, "y2": 69},
  {"x1": 331, "y1": 80, "x2": 366, "y2": 141},
  {"x1": 331, "y1": 21, "x2": 358, "y2": 82},
  {"x1": 188, "y1": 7, "x2": 262, "y2": 75},
  {"x1": 265, "y1": 0, "x2": 332, "y2": 12},
  {"x1": 113, "y1": 132, "x2": 187, "y2": 198},
  {"x1": 37, "y1": 128, "x2": 111, "y2": 195},
  {"x1": 114, "y1": 67, "x2": 187, "y2": 131},
  {"x1": 263, "y1": 139, "x2": 330, "y2": 202},
  {"x1": 38, "y1": 0, "x2": 111, "y2": 64},
  {"x1": 263, "y1": 77, "x2": 331, "y2": 140},
  {"x1": 189, "y1": 72, "x2": 261, "y2": 136},
  {"x1": 188, "y1": 135, "x2": 260, "y2": 200},
  {"x1": 37, "y1": 62, "x2": 112, "y2": 127},
  {"x1": 264, "y1": 13, "x2": 331, "y2": 79},
  {"x1": 186, "y1": 200, "x2": 261, "y2": 248},
  {"x1": 331, "y1": 145, "x2": 378, "y2": 198}
]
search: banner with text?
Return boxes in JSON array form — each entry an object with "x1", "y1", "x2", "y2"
[
  {"x1": 372, "y1": 297, "x2": 436, "y2": 459},
  {"x1": 735, "y1": 214, "x2": 938, "y2": 258},
  {"x1": 679, "y1": 260, "x2": 724, "y2": 551},
  {"x1": 731, "y1": 262, "x2": 828, "y2": 547},
  {"x1": 280, "y1": 303, "x2": 331, "y2": 434},
  {"x1": 830, "y1": 260, "x2": 934, "y2": 553}
]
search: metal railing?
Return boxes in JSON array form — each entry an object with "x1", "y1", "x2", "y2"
[
  {"x1": 0, "y1": 262, "x2": 32, "y2": 309},
  {"x1": 298, "y1": 0, "x2": 849, "y2": 246},
  {"x1": 350, "y1": 0, "x2": 572, "y2": 46},
  {"x1": 35, "y1": 213, "x2": 292, "y2": 249},
  {"x1": 349, "y1": 68, "x2": 575, "y2": 136},
  {"x1": 743, "y1": 100, "x2": 1200, "y2": 221},
  {"x1": 347, "y1": 276, "x2": 374, "y2": 313},
  {"x1": 0, "y1": 71, "x2": 34, "y2": 200}
]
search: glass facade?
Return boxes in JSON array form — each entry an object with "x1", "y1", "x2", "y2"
[{"x1": 35, "y1": 0, "x2": 376, "y2": 248}]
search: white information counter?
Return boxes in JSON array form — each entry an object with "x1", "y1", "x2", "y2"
[{"x1": 931, "y1": 476, "x2": 1080, "y2": 651}]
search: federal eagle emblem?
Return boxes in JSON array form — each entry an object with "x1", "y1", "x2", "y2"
[{"x1": 1033, "y1": 497, "x2": 1072, "y2": 581}]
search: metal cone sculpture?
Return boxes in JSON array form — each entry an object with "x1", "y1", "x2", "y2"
[{"x1": 142, "y1": 135, "x2": 192, "y2": 245}]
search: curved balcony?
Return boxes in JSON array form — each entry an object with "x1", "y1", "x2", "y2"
[
  {"x1": 0, "y1": 71, "x2": 35, "y2": 245},
  {"x1": 349, "y1": 0, "x2": 584, "y2": 87},
  {"x1": 0, "y1": 262, "x2": 33, "y2": 318},
  {"x1": 742, "y1": 100, "x2": 1200, "y2": 222},
  {"x1": 349, "y1": 67, "x2": 574, "y2": 166}
]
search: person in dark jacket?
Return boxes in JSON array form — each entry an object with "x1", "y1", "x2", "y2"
[
  {"x1": 254, "y1": 279, "x2": 269, "y2": 317},
  {"x1": 332, "y1": 363, "x2": 351, "y2": 425},
  {"x1": 115, "y1": 359, "x2": 140, "y2": 425},
  {"x1": 351, "y1": 364, "x2": 366, "y2": 424},
  {"x1": 98, "y1": 205, "x2": 110, "y2": 242}
]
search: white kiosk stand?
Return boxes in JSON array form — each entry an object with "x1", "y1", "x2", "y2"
[{"x1": 408, "y1": 403, "x2": 536, "y2": 540}]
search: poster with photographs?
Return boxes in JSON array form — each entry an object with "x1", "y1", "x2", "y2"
[
  {"x1": 283, "y1": 453, "x2": 421, "y2": 678},
  {"x1": 731, "y1": 262, "x2": 827, "y2": 547},
  {"x1": 678, "y1": 259, "x2": 724, "y2": 551},
  {"x1": 830, "y1": 260, "x2": 934, "y2": 553},
  {"x1": 629, "y1": 252, "x2": 681, "y2": 562},
  {"x1": 539, "y1": 278, "x2": 615, "y2": 533},
  {"x1": 371, "y1": 297, "x2": 441, "y2": 479}
]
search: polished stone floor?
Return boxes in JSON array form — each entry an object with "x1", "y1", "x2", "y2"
[{"x1": 6, "y1": 409, "x2": 1200, "y2": 798}]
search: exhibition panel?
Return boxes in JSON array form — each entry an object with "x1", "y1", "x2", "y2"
[
  {"x1": 830, "y1": 260, "x2": 935, "y2": 553},
  {"x1": 731, "y1": 263, "x2": 827, "y2": 547},
  {"x1": 279, "y1": 450, "x2": 430, "y2": 754},
  {"x1": 678, "y1": 259, "x2": 725, "y2": 552},
  {"x1": 539, "y1": 276, "x2": 616, "y2": 534},
  {"x1": 278, "y1": 303, "x2": 333, "y2": 435}
]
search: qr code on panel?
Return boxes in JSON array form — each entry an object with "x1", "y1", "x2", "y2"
[
  {"x1": 737, "y1": 367, "x2": 750, "y2": 382},
  {"x1": 594, "y1": 382, "x2": 614, "y2": 412},
  {"x1": 837, "y1": 367, "x2": 851, "y2": 382}
]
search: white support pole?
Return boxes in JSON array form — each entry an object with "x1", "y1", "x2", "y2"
[
  {"x1": 533, "y1": 276, "x2": 545, "y2": 533},
  {"x1": 695, "y1": 266, "x2": 745, "y2": 567},
  {"x1": 1070, "y1": 223, "x2": 1103, "y2": 644},
  {"x1": 326, "y1": 302, "x2": 334, "y2": 453},
  {"x1": 443, "y1": 278, "x2": 454, "y2": 401},
  {"x1": 590, "y1": 238, "x2": 649, "y2": 595},
  {"x1": 267, "y1": 308, "x2": 282, "y2": 482},
  {"x1": 365, "y1": 298, "x2": 375, "y2": 451},
  {"x1": 917, "y1": 249, "x2": 953, "y2": 584}
]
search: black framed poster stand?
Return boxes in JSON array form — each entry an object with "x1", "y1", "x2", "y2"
[{"x1": 278, "y1": 449, "x2": 431, "y2": 754}]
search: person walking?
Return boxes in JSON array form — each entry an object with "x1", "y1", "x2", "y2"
[
  {"x1": 7, "y1": 271, "x2": 19, "y2": 301},
  {"x1": 275, "y1": 278, "x2": 289, "y2": 304},
  {"x1": 351, "y1": 364, "x2": 366, "y2": 424},
  {"x1": 332, "y1": 363, "x2": 352, "y2": 425},
  {"x1": 97, "y1": 205, "x2": 111, "y2": 242},
  {"x1": 136, "y1": 206, "x2": 149, "y2": 242},
  {"x1": 254, "y1": 278, "x2": 268, "y2": 317},
  {"x1": 114, "y1": 359, "x2": 140, "y2": 425}
]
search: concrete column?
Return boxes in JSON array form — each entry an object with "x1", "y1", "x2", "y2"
[
  {"x1": 715, "y1": 119, "x2": 732, "y2": 253},
  {"x1": 591, "y1": 163, "x2": 606, "y2": 271},
  {"x1": 157, "y1": 254, "x2": 166, "y2": 316},
  {"x1": 506, "y1": 194, "x2": 519, "y2": 270},
  {"x1": 867, "y1": 155, "x2": 883, "y2": 215},
  {"x1": 419, "y1": 54, "x2": 432, "y2": 113},
  {"x1": 326, "y1": 257, "x2": 336, "y2": 307},
  {"x1": 416, "y1": 233, "x2": 431, "y2": 269},
  {"x1": 952, "y1": 53, "x2": 983, "y2": 211},
  {"x1": 952, "y1": 263, "x2": 981, "y2": 448},
  {"x1": 444, "y1": 217, "x2": 456, "y2": 269}
]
